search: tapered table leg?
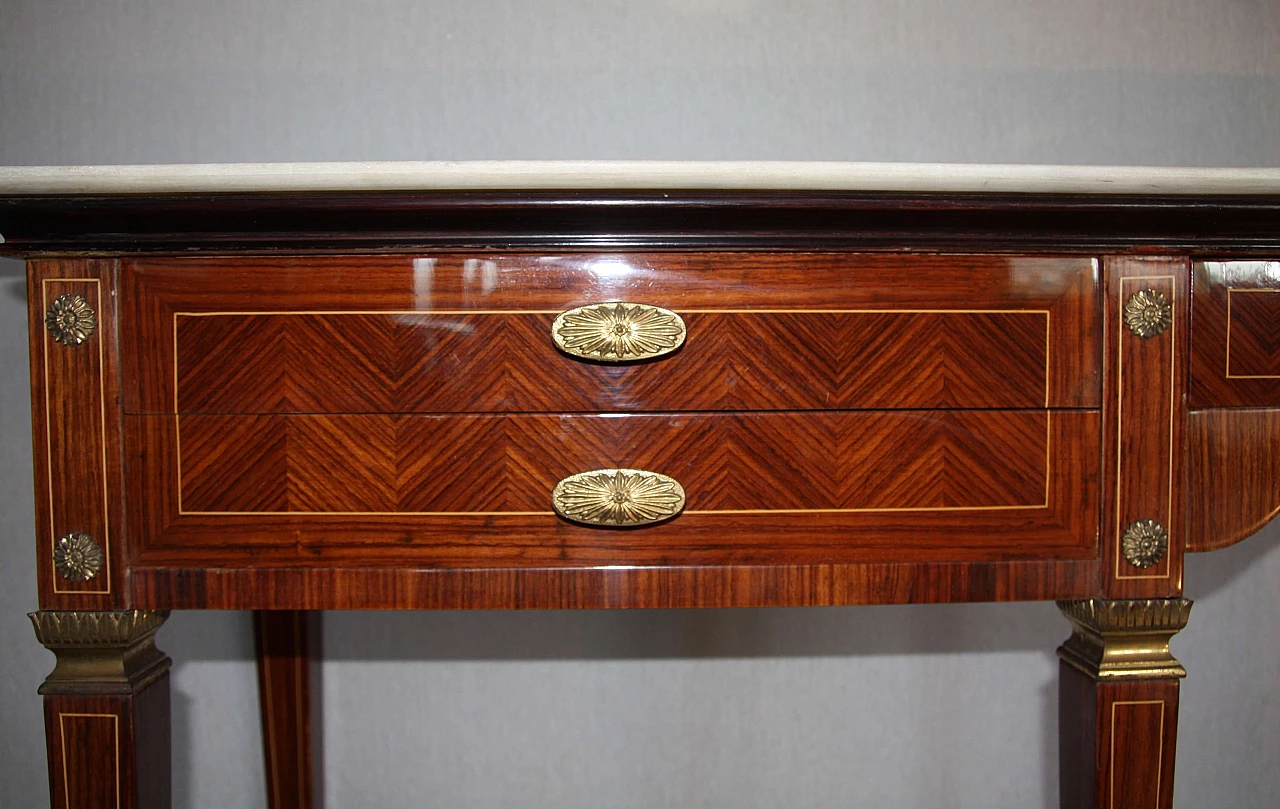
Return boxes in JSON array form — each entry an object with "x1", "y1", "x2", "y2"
[
  {"x1": 1057, "y1": 599, "x2": 1192, "y2": 809},
  {"x1": 254, "y1": 610, "x2": 323, "y2": 809},
  {"x1": 29, "y1": 610, "x2": 172, "y2": 809}
]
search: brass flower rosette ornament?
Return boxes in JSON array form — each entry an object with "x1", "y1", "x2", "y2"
[
  {"x1": 1121, "y1": 518, "x2": 1168, "y2": 568},
  {"x1": 53, "y1": 531, "x2": 104, "y2": 582},
  {"x1": 552, "y1": 302, "x2": 686, "y2": 362},
  {"x1": 552, "y1": 468, "x2": 686, "y2": 527},
  {"x1": 1122, "y1": 289, "x2": 1172, "y2": 338},
  {"x1": 44, "y1": 293, "x2": 97, "y2": 346}
]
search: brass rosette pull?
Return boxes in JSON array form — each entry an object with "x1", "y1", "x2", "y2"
[
  {"x1": 552, "y1": 468, "x2": 686, "y2": 527},
  {"x1": 552, "y1": 302, "x2": 685, "y2": 362}
]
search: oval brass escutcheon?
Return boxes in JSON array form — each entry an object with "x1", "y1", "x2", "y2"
[
  {"x1": 552, "y1": 468, "x2": 686, "y2": 527},
  {"x1": 551, "y1": 302, "x2": 686, "y2": 362}
]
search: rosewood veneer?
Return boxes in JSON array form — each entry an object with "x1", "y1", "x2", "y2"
[{"x1": 4, "y1": 161, "x2": 1279, "y2": 809}]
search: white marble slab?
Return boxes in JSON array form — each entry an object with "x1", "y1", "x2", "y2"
[{"x1": 1, "y1": 161, "x2": 1279, "y2": 195}]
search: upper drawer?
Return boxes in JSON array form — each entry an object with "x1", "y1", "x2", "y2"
[{"x1": 121, "y1": 253, "x2": 1100, "y2": 414}]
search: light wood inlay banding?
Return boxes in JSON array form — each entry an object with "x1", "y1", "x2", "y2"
[
  {"x1": 1114, "y1": 276, "x2": 1177, "y2": 581},
  {"x1": 171, "y1": 308, "x2": 1052, "y2": 414},
  {"x1": 174, "y1": 411, "x2": 1054, "y2": 516},
  {"x1": 1109, "y1": 700, "x2": 1166, "y2": 809},
  {"x1": 123, "y1": 254, "x2": 1100, "y2": 415},
  {"x1": 42, "y1": 277, "x2": 112, "y2": 596},
  {"x1": 1190, "y1": 261, "x2": 1280, "y2": 407},
  {"x1": 1104, "y1": 259, "x2": 1187, "y2": 595},
  {"x1": 125, "y1": 409, "x2": 1098, "y2": 570},
  {"x1": 58, "y1": 712, "x2": 120, "y2": 809}
]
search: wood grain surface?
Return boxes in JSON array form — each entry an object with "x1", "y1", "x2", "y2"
[
  {"x1": 1191, "y1": 261, "x2": 1280, "y2": 407},
  {"x1": 1100, "y1": 258, "x2": 1186, "y2": 598},
  {"x1": 42, "y1": 683, "x2": 171, "y2": 809},
  {"x1": 29, "y1": 260, "x2": 128, "y2": 610},
  {"x1": 1058, "y1": 663, "x2": 1097, "y2": 809},
  {"x1": 1187, "y1": 408, "x2": 1280, "y2": 552},
  {"x1": 124, "y1": 410, "x2": 1098, "y2": 569},
  {"x1": 123, "y1": 253, "x2": 1100, "y2": 413},
  {"x1": 128, "y1": 559, "x2": 1101, "y2": 610},
  {"x1": 176, "y1": 410, "x2": 1053, "y2": 513},
  {"x1": 254, "y1": 612, "x2": 322, "y2": 809},
  {"x1": 1227, "y1": 291, "x2": 1280, "y2": 376},
  {"x1": 1059, "y1": 665, "x2": 1180, "y2": 809},
  {"x1": 174, "y1": 309, "x2": 1053, "y2": 413}
]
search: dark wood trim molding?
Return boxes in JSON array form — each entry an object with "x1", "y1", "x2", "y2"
[{"x1": 3, "y1": 191, "x2": 1280, "y2": 253}]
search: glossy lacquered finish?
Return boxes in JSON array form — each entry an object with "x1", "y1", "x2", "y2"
[
  {"x1": 126, "y1": 410, "x2": 1098, "y2": 569},
  {"x1": 123, "y1": 253, "x2": 1100, "y2": 413},
  {"x1": 4, "y1": 190, "x2": 1280, "y2": 253},
  {"x1": 16, "y1": 250, "x2": 1110, "y2": 611},
  {"x1": 129, "y1": 560, "x2": 1102, "y2": 610},
  {"x1": 11, "y1": 175, "x2": 1280, "y2": 809},
  {"x1": 254, "y1": 612, "x2": 322, "y2": 809},
  {"x1": 1059, "y1": 666, "x2": 1180, "y2": 809},
  {"x1": 1100, "y1": 258, "x2": 1187, "y2": 598},
  {"x1": 28, "y1": 259, "x2": 128, "y2": 611},
  {"x1": 107, "y1": 251, "x2": 1108, "y2": 609},
  {"x1": 1187, "y1": 408, "x2": 1280, "y2": 553},
  {"x1": 1191, "y1": 261, "x2": 1280, "y2": 408},
  {"x1": 42, "y1": 686, "x2": 171, "y2": 809}
]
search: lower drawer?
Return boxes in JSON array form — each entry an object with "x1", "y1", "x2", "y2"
[{"x1": 126, "y1": 410, "x2": 1098, "y2": 567}]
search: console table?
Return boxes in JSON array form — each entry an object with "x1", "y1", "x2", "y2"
[{"x1": 2, "y1": 161, "x2": 1278, "y2": 808}]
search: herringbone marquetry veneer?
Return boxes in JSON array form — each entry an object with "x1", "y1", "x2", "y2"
[
  {"x1": 117, "y1": 251, "x2": 1102, "y2": 572},
  {"x1": 9, "y1": 164, "x2": 1280, "y2": 809}
]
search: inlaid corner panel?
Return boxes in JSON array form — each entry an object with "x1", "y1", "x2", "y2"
[
  {"x1": 121, "y1": 253, "x2": 1100, "y2": 413},
  {"x1": 1191, "y1": 260, "x2": 1280, "y2": 407}
]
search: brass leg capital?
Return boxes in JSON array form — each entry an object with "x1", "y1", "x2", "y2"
[
  {"x1": 1056, "y1": 598, "x2": 1192, "y2": 680},
  {"x1": 29, "y1": 610, "x2": 171, "y2": 696}
]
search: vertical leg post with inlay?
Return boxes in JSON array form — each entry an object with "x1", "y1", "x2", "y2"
[
  {"x1": 1057, "y1": 598, "x2": 1191, "y2": 809},
  {"x1": 1078, "y1": 258, "x2": 1190, "y2": 807},
  {"x1": 29, "y1": 610, "x2": 172, "y2": 809}
]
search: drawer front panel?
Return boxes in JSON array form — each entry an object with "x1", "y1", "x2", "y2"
[
  {"x1": 126, "y1": 410, "x2": 1099, "y2": 566},
  {"x1": 172, "y1": 309, "x2": 1049, "y2": 413},
  {"x1": 123, "y1": 253, "x2": 1100, "y2": 413}
]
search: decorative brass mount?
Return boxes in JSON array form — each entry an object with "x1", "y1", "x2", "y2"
[
  {"x1": 44, "y1": 292, "x2": 97, "y2": 346},
  {"x1": 53, "y1": 531, "x2": 104, "y2": 582},
  {"x1": 29, "y1": 610, "x2": 171, "y2": 695},
  {"x1": 552, "y1": 468, "x2": 686, "y2": 526},
  {"x1": 552, "y1": 302, "x2": 685, "y2": 362},
  {"x1": 1123, "y1": 288, "x2": 1172, "y2": 338},
  {"x1": 1120, "y1": 519, "x2": 1168, "y2": 568},
  {"x1": 1056, "y1": 599, "x2": 1192, "y2": 680}
]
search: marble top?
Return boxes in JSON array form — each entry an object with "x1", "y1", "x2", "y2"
[{"x1": 1, "y1": 161, "x2": 1279, "y2": 196}]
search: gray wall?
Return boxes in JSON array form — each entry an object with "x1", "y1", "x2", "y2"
[{"x1": 2, "y1": 2, "x2": 1278, "y2": 806}]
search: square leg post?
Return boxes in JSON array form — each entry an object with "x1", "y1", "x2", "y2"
[
  {"x1": 30, "y1": 610, "x2": 172, "y2": 809},
  {"x1": 1057, "y1": 599, "x2": 1192, "y2": 809}
]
